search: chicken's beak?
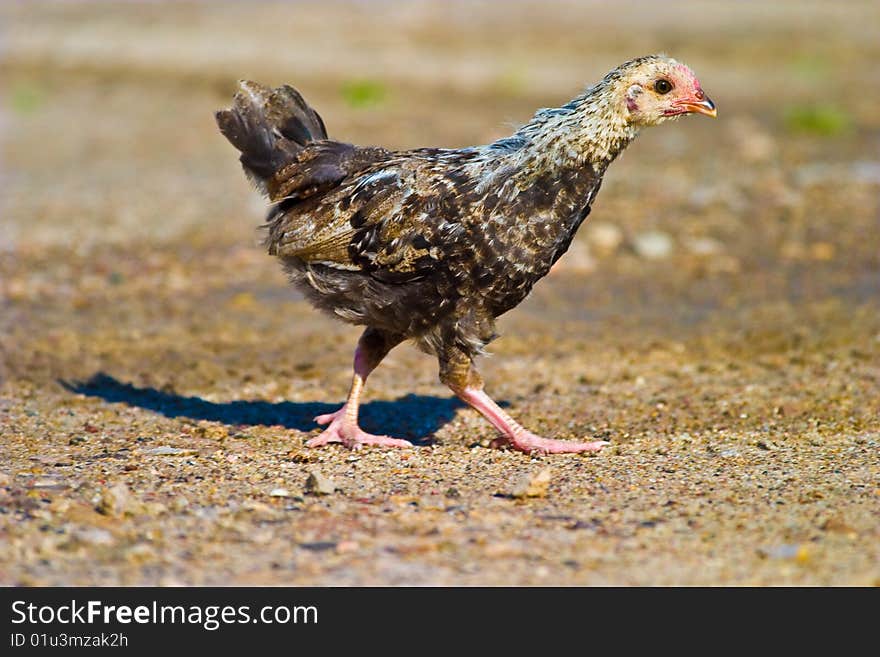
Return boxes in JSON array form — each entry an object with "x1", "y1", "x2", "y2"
[{"x1": 683, "y1": 95, "x2": 717, "y2": 118}]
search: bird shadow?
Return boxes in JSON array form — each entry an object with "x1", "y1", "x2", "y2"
[{"x1": 60, "y1": 373, "x2": 466, "y2": 445}]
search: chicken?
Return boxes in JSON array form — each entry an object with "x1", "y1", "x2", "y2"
[{"x1": 215, "y1": 55, "x2": 716, "y2": 454}]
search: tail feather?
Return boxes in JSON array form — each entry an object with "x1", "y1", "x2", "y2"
[
  {"x1": 215, "y1": 80, "x2": 327, "y2": 192},
  {"x1": 265, "y1": 84, "x2": 327, "y2": 145}
]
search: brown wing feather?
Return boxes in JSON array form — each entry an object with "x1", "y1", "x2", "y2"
[
  {"x1": 265, "y1": 145, "x2": 399, "y2": 262},
  {"x1": 266, "y1": 149, "x2": 468, "y2": 282}
]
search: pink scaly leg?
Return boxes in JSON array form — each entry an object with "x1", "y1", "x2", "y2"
[
  {"x1": 307, "y1": 329, "x2": 411, "y2": 450},
  {"x1": 440, "y1": 347, "x2": 608, "y2": 455},
  {"x1": 457, "y1": 387, "x2": 609, "y2": 455}
]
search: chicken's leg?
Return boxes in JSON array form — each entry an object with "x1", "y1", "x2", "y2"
[
  {"x1": 307, "y1": 328, "x2": 411, "y2": 449},
  {"x1": 440, "y1": 349, "x2": 609, "y2": 455}
]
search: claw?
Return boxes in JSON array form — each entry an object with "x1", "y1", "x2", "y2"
[
  {"x1": 491, "y1": 433, "x2": 609, "y2": 455},
  {"x1": 313, "y1": 411, "x2": 340, "y2": 425},
  {"x1": 307, "y1": 407, "x2": 412, "y2": 450}
]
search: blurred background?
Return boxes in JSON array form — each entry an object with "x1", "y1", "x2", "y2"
[
  {"x1": 3, "y1": 0, "x2": 878, "y2": 396},
  {"x1": 1, "y1": 1, "x2": 878, "y2": 585}
]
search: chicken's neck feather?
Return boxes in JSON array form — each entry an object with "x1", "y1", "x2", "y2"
[{"x1": 486, "y1": 74, "x2": 638, "y2": 170}]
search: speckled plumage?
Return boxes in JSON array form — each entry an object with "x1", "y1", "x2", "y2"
[{"x1": 217, "y1": 55, "x2": 715, "y2": 452}]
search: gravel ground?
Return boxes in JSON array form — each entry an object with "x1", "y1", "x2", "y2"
[{"x1": 1, "y1": 1, "x2": 878, "y2": 585}]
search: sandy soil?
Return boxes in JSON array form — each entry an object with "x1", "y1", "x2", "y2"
[{"x1": 1, "y1": 1, "x2": 878, "y2": 585}]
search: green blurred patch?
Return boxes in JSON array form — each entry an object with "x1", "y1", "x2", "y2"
[
  {"x1": 495, "y1": 67, "x2": 527, "y2": 96},
  {"x1": 783, "y1": 105, "x2": 852, "y2": 136},
  {"x1": 9, "y1": 82, "x2": 47, "y2": 115},
  {"x1": 340, "y1": 79, "x2": 387, "y2": 109},
  {"x1": 788, "y1": 54, "x2": 831, "y2": 81}
]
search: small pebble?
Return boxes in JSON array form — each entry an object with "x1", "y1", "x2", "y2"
[
  {"x1": 632, "y1": 231, "x2": 673, "y2": 259},
  {"x1": 145, "y1": 446, "x2": 199, "y2": 456},
  {"x1": 758, "y1": 544, "x2": 810, "y2": 563},
  {"x1": 586, "y1": 221, "x2": 624, "y2": 255},
  {"x1": 299, "y1": 541, "x2": 337, "y2": 552},
  {"x1": 305, "y1": 471, "x2": 336, "y2": 496},
  {"x1": 125, "y1": 544, "x2": 157, "y2": 564},
  {"x1": 484, "y1": 542, "x2": 523, "y2": 558},
  {"x1": 684, "y1": 236, "x2": 723, "y2": 256},
  {"x1": 74, "y1": 527, "x2": 115, "y2": 546},
  {"x1": 819, "y1": 516, "x2": 856, "y2": 535},
  {"x1": 30, "y1": 477, "x2": 67, "y2": 490},
  {"x1": 96, "y1": 483, "x2": 135, "y2": 517},
  {"x1": 49, "y1": 498, "x2": 71, "y2": 514},
  {"x1": 510, "y1": 468, "x2": 553, "y2": 499}
]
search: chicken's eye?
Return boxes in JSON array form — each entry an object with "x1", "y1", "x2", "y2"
[{"x1": 654, "y1": 79, "x2": 673, "y2": 94}]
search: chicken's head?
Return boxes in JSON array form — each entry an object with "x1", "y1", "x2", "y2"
[{"x1": 620, "y1": 56, "x2": 716, "y2": 127}]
